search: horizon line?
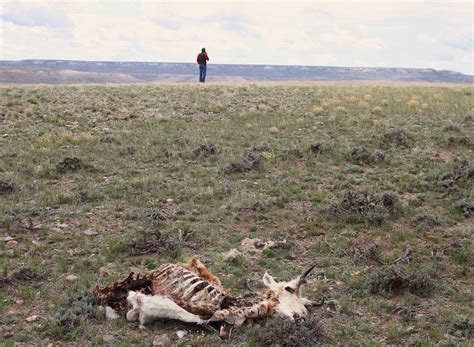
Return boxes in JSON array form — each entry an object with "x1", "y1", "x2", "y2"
[{"x1": 0, "y1": 58, "x2": 472, "y2": 76}]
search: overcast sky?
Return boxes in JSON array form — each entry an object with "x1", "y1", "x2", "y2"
[{"x1": 1, "y1": 1, "x2": 472, "y2": 74}]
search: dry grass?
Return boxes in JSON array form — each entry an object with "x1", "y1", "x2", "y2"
[{"x1": 0, "y1": 82, "x2": 473, "y2": 345}]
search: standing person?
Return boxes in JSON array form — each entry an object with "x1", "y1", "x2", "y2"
[{"x1": 196, "y1": 48, "x2": 209, "y2": 83}]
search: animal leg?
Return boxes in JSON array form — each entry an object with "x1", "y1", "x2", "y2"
[{"x1": 301, "y1": 297, "x2": 325, "y2": 307}]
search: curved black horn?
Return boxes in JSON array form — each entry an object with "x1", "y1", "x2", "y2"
[{"x1": 298, "y1": 263, "x2": 317, "y2": 284}]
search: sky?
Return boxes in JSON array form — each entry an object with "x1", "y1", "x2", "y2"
[{"x1": 0, "y1": 0, "x2": 473, "y2": 74}]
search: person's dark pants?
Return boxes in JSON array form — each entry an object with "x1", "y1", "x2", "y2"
[{"x1": 199, "y1": 64, "x2": 207, "y2": 82}]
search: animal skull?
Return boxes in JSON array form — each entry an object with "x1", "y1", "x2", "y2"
[{"x1": 261, "y1": 263, "x2": 317, "y2": 319}]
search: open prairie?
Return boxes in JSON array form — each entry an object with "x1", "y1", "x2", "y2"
[{"x1": 1, "y1": 83, "x2": 473, "y2": 345}]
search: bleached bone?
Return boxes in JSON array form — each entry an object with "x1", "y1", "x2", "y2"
[
  {"x1": 93, "y1": 258, "x2": 318, "y2": 335},
  {"x1": 126, "y1": 291, "x2": 205, "y2": 328}
]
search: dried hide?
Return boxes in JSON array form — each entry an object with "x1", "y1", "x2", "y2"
[{"x1": 93, "y1": 257, "x2": 318, "y2": 335}]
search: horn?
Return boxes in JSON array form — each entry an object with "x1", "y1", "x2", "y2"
[{"x1": 298, "y1": 263, "x2": 317, "y2": 286}]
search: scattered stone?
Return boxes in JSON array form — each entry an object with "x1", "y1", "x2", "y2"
[
  {"x1": 240, "y1": 238, "x2": 288, "y2": 254},
  {"x1": 66, "y1": 274, "x2": 78, "y2": 282},
  {"x1": 102, "y1": 334, "x2": 114, "y2": 343},
  {"x1": 176, "y1": 330, "x2": 187, "y2": 339},
  {"x1": 2, "y1": 236, "x2": 14, "y2": 242},
  {"x1": 83, "y1": 229, "x2": 98, "y2": 236},
  {"x1": 25, "y1": 315, "x2": 39, "y2": 322},
  {"x1": 223, "y1": 249, "x2": 242, "y2": 261},
  {"x1": 16, "y1": 299, "x2": 24, "y2": 305},
  {"x1": 105, "y1": 306, "x2": 119, "y2": 320},
  {"x1": 152, "y1": 334, "x2": 169, "y2": 346}
]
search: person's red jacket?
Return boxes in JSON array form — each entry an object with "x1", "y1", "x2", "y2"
[{"x1": 196, "y1": 52, "x2": 209, "y2": 64}]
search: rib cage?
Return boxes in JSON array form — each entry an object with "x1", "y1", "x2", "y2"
[{"x1": 151, "y1": 261, "x2": 234, "y2": 318}]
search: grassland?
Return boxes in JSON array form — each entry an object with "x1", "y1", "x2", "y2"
[{"x1": 0, "y1": 82, "x2": 473, "y2": 346}]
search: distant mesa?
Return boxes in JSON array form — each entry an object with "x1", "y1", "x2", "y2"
[{"x1": 0, "y1": 59, "x2": 472, "y2": 84}]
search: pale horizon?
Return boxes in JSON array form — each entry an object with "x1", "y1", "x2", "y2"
[{"x1": 1, "y1": 0, "x2": 473, "y2": 75}]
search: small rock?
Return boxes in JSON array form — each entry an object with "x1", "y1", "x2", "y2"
[
  {"x1": 2, "y1": 236, "x2": 14, "y2": 242},
  {"x1": 66, "y1": 274, "x2": 78, "y2": 282},
  {"x1": 105, "y1": 306, "x2": 119, "y2": 320},
  {"x1": 223, "y1": 249, "x2": 242, "y2": 261},
  {"x1": 25, "y1": 315, "x2": 39, "y2": 322},
  {"x1": 176, "y1": 330, "x2": 187, "y2": 339},
  {"x1": 102, "y1": 334, "x2": 114, "y2": 343},
  {"x1": 152, "y1": 334, "x2": 168, "y2": 346},
  {"x1": 6, "y1": 240, "x2": 19, "y2": 248},
  {"x1": 83, "y1": 229, "x2": 98, "y2": 236},
  {"x1": 166, "y1": 198, "x2": 174, "y2": 203},
  {"x1": 2, "y1": 134, "x2": 8, "y2": 138}
]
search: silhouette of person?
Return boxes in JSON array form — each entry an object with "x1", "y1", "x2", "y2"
[{"x1": 196, "y1": 48, "x2": 209, "y2": 82}]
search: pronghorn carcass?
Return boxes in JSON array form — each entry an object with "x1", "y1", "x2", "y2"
[{"x1": 93, "y1": 258, "x2": 320, "y2": 335}]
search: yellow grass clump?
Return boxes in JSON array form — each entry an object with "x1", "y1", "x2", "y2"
[
  {"x1": 269, "y1": 126, "x2": 280, "y2": 134},
  {"x1": 372, "y1": 106, "x2": 383, "y2": 114},
  {"x1": 363, "y1": 94, "x2": 373, "y2": 102},
  {"x1": 336, "y1": 106, "x2": 347, "y2": 113},
  {"x1": 407, "y1": 99, "x2": 419, "y2": 109},
  {"x1": 381, "y1": 99, "x2": 389, "y2": 106},
  {"x1": 312, "y1": 106, "x2": 324, "y2": 115}
]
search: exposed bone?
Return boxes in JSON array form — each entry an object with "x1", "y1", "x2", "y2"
[{"x1": 93, "y1": 257, "x2": 319, "y2": 334}]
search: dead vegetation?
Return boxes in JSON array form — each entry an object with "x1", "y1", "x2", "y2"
[
  {"x1": 10, "y1": 267, "x2": 42, "y2": 282},
  {"x1": 367, "y1": 265, "x2": 434, "y2": 297},
  {"x1": 0, "y1": 180, "x2": 14, "y2": 194},
  {"x1": 55, "y1": 157, "x2": 93, "y2": 173},
  {"x1": 193, "y1": 144, "x2": 217, "y2": 158},
  {"x1": 347, "y1": 147, "x2": 385, "y2": 164},
  {"x1": 255, "y1": 314, "x2": 325, "y2": 347},
  {"x1": 381, "y1": 129, "x2": 415, "y2": 147},
  {"x1": 328, "y1": 190, "x2": 401, "y2": 225},
  {"x1": 224, "y1": 149, "x2": 263, "y2": 173}
]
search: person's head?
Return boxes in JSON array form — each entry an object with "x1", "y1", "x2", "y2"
[{"x1": 201, "y1": 48, "x2": 206, "y2": 52}]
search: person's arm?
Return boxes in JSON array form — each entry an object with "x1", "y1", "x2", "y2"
[
  {"x1": 205, "y1": 53, "x2": 209, "y2": 61},
  {"x1": 197, "y1": 55, "x2": 199, "y2": 63}
]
